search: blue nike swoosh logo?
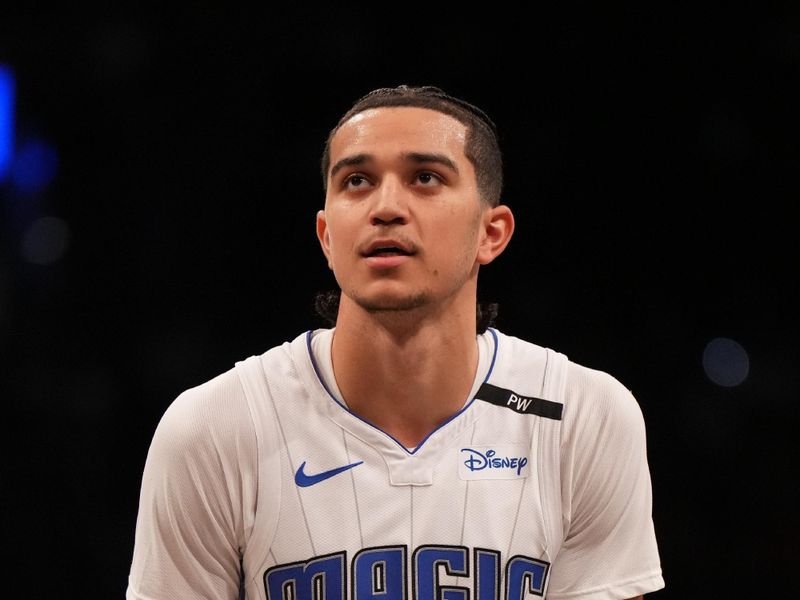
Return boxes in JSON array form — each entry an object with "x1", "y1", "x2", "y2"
[{"x1": 295, "y1": 460, "x2": 364, "y2": 487}]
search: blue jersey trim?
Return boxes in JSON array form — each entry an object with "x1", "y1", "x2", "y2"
[
  {"x1": 485, "y1": 328, "x2": 499, "y2": 380},
  {"x1": 306, "y1": 330, "x2": 341, "y2": 404},
  {"x1": 305, "y1": 328, "x2": 499, "y2": 456}
]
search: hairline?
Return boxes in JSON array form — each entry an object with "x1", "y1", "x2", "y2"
[{"x1": 323, "y1": 103, "x2": 498, "y2": 207}]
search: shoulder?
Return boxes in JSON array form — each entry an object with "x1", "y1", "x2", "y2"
[
  {"x1": 485, "y1": 328, "x2": 550, "y2": 387},
  {"x1": 165, "y1": 334, "x2": 305, "y2": 423},
  {"x1": 164, "y1": 365, "x2": 246, "y2": 426},
  {"x1": 490, "y1": 329, "x2": 646, "y2": 439},
  {"x1": 563, "y1": 360, "x2": 645, "y2": 430},
  {"x1": 559, "y1": 358, "x2": 649, "y2": 470},
  {"x1": 156, "y1": 332, "x2": 310, "y2": 444},
  {"x1": 147, "y1": 365, "x2": 253, "y2": 465}
]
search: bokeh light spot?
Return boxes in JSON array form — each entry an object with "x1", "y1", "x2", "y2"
[
  {"x1": 0, "y1": 64, "x2": 14, "y2": 180},
  {"x1": 21, "y1": 216, "x2": 71, "y2": 265},
  {"x1": 11, "y1": 139, "x2": 59, "y2": 193},
  {"x1": 702, "y1": 337, "x2": 749, "y2": 387}
]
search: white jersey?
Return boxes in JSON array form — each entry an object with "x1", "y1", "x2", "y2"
[{"x1": 127, "y1": 328, "x2": 664, "y2": 600}]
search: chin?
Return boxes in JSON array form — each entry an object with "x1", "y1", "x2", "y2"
[{"x1": 351, "y1": 290, "x2": 431, "y2": 313}]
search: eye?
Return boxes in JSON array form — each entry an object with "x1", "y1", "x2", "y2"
[
  {"x1": 342, "y1": 173, "x2": 372, "y2": 191},
  {"x1": 416, "y1": 171, "x2": 443, "y2": 187}
]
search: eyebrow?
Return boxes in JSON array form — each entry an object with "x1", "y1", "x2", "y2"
[{"x1": 329, "y1": 152, "x2": 460, "y2": 180}]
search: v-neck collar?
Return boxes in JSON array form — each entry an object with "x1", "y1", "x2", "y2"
[{"x1": 289, "y1": 328, "x2": 499, "y2": 484}]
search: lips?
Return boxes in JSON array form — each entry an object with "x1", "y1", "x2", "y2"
[
  {"x1": 361, "y1": 239, "x2": 416, "y2": 257},
  {"x1": 360, "y1": 239, "x2": 417, "y2": 269}
]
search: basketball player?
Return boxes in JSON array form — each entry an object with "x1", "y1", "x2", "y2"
[{"x1": 126, "y1": 85, "x2": 664, "y2": 599}]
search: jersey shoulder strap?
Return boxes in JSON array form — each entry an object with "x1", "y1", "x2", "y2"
[
  {"x1": 234, "y1": 349, "x2": 285, "y2": 579},
  {"x1": 541, "y1": 344, "x2": 569, "y2": 557},
  {"x1": 485, "y1": 329, "x2": 569, "y2": 560}
]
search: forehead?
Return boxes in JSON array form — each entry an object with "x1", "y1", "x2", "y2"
[{"x1": 329, "y1": 107, "x2": 468, "y2": 169}]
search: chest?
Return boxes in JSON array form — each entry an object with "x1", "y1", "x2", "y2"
[{"x1": 250, "y1": 402, "x2": 561, "y2": 600}]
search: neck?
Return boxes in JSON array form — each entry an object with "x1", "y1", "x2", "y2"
[{"x1": 331, "y1": 292, "x2": 480, "y2": 448}]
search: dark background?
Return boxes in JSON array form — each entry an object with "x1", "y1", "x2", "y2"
[{"x1": 2, "y1": 6, "x2": 797, "y2": 598}]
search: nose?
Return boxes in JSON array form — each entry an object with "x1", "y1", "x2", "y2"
[{"x1": 369, "y1": 175, "x2": 409, "y2": 226}]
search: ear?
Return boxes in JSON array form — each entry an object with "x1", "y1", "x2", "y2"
[
  {"x1": 316, "y1": 209, "x2": 334, "y2": 270},
  {"x1": 476, "y1": 204, "x2": 515, "y2": 265}
]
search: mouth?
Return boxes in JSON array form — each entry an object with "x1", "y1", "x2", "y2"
[
  {"x1": 361, "y1": 240, "x2": 416, "y2": 258},
  {"x1": 361, "y1": 240, "x2": 416, "y2": 269},
  {"x1": 365, "y1": 246, "x2": 413, "y2": 258}
]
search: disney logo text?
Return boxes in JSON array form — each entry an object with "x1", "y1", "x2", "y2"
[{"x1": 461, "y1": 448, "x2": 528, "y2": 475}]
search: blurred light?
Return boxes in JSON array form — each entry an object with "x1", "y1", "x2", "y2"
[
  {"x1": 11, "y1": 139, "x2": 59, "y2": 193},
  {"x1": 703, "y1": 337, "x2": 749, "y2": 387},
  {"x1": 0, "y1": 65, "x2": 14, "y2": 180},
  {"x1": 21, "y1": 216, "x2": 71, "y2": 265}
]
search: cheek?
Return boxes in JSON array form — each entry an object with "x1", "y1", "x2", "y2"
[
  {"x1": 325, "y1": 219, "x2": 357, "y2": 265},
  {"x1": 427, "y1": 223, "x2": 480, "y2": 275},
  {"x1": 455, "y1": 211, "x2": 482, "y2": 250}
]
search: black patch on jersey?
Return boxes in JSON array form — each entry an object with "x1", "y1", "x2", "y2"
[{"x1": 475, "y1": 383, "x2": 563, "y2": 420}]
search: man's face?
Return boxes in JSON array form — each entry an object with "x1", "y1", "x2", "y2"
[{"x1": 317, "y1": 106, "x2": 488, "y2": 316}]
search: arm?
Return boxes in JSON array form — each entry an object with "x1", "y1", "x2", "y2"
[
  {"x1": 546, "y1": 363, "x2": 664, "y2": 599},
  {"x1": 126, "y1": 373, "x2": 257, "y2": 599}
]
